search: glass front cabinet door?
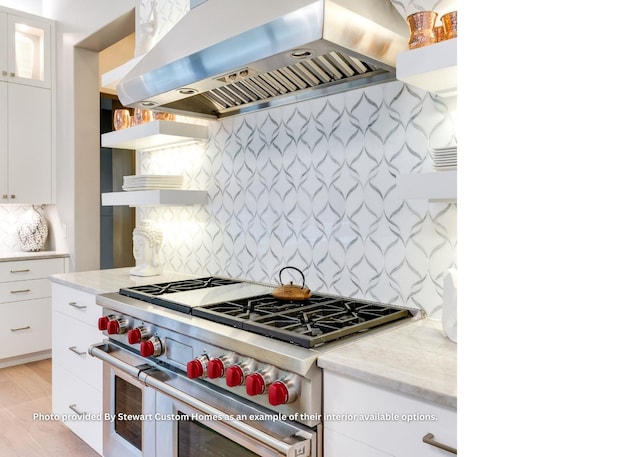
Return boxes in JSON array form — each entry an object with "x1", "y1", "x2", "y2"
[{"x1": 1, "y1": 12, "x2": 51, "y2": 88}]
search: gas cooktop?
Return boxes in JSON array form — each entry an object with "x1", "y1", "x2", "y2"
[{"x1": 119, "y1": 276, "x2": 411, "y2": 348}]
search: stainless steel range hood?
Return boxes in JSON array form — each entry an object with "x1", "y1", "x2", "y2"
[{"x1": 117, "y1": 0, "x2": 409, "y2": 119}]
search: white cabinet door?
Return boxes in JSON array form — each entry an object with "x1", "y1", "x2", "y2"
[
  {"x1": 0, "y1": 13, "x2": 7, "y2": 81},
  {"x1": 323, "y1": 371, "x2": 457, "y2": 456},
  {"x1": 0, "y1": 257, "x2": 66, "y2": 281},
  {"x1": 6, "y1": 83, "x2": 51, "y2": 203},
  {"x1": 0, "y1": 278, "x2": 54, "y2": 303},
  {"x1": 0, "y1": 297, "x2": 51, "y2": 359},
  {"x1": 0, "y1": 81, "x2": 6, "y2": 198},
  {"x1": 52, "y1": 363, "x2": 104, "y2": 455},
  {"x1": 6, "y1": 13, "x2": 51, "y2": 88},
  {"x1": 0, "y1": 9, "x2": 53, "y2": 204},
  {"x1": 51, "y1": 283, "x2": 104, "y2": 455}
]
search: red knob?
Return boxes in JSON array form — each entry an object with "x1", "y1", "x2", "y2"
[
  {"x1": 140, "y1": 340, "x2": 155, "y2": 357},
  {"x1": 106, "y1": 320, "x2": 120, "y2": 335},
  {"x1": 97, "y1": 316, "x2": 110, "y2": 331},
  {"x1": 268, "y1": 381, "x2": 289, "y2": 406},
  {"x1": 207, "y1": 358, "x2": 225, "y2": 379},
  {"x1": 128, "y1": 328, "x2": 142, "y2": 344},
  {"x1": 187, "y1": 360, "x2": 205, "y2": 379},
  {"x1": 226, "y1": 365, "x2": 245, "y2": 387},
  {"x1": 245, "y1": 373, "x2": 266, "y2": 396}
]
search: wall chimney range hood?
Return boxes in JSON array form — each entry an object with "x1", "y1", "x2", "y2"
[{"x1": 117, "y1": 0, "x2": 409, "y2": 119}]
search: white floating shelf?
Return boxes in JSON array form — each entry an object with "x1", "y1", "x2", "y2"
[
  {"x1": 101, "y1": 120, "x2": 208, "y2": 151},
  {"x1": 396, "y1": 171, "x2": 457, "y2": 202},
  {"x1": 396, "y1": 38, "x2": 457, "y2": 97},
  {"x1": 101, "y1": 54, "x2": 145, "y2": 91},
  {"x1": 101, "y1": 190, "x2": 208, "y2": 207}
]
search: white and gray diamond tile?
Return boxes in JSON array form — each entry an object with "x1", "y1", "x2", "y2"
[{"x1": 133, "y1": 80, "x2": 457, "y2": 316}]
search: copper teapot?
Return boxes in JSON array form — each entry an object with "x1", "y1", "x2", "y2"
[{"x1": 272, "y1": 266, "x2": 311, "y2": 301}]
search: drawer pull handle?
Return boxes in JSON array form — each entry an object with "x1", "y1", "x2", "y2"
[
  {"x1": 10, "y1": 269, "x2": 31, "y2": 273},
  {"x1": 423, "y1": 433, "x2": 457, "y2": 454},
  {"x1": 68, "y1": 301, "x2": 87, "y2": 310},
  {"x1": 68, "y1": 346, "x2": 87, "y2": 356},
  {"x1": 11, "y1": 289, "x2": 31, "y2": 294},
  {"x1": 68, "y1": 404, "x2": 86, "y2": 415},
  {"x1": 10, "y1": 326, "x2": 31, "y2": 332}
]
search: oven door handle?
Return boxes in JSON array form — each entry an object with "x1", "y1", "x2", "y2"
[{"x1": 89, "y1": 343, "x2": 312, "y2": 457}]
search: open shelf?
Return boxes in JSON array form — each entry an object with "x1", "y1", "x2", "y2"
[
  {"x1": 396, "y1": 171, "x2": 457, "y2": 202},
  {"x1": 396, "y1": 38, "x2": 457, "y2": 97},
  {"x1": 101, "y1": 54, "x2": 145, "y2": 91},
  {"x1": 101, "y1": 189, "x2": 208, "y2": 207},
  {"x1": 101, "y1": 120, "x2": 208, "y2": 151}
]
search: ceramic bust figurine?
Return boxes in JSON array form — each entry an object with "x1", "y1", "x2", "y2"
[{"x1": 130, "y1": 220, "x2": 163, "y2": 277}]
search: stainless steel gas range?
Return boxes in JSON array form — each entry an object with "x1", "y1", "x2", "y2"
[{"x1": 89, "y1": 274, "x2": 419, "y2": 457}]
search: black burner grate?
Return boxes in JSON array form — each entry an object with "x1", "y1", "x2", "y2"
[
  {"x1": 118, "y1": 277, "x2": 411, "y2": 347},
  {"x1": 192, "y1": 294, "x2": 410, "y2": 348},
  {"x1": 119, "y1": 277, "x2": 240, "y2": 313}
]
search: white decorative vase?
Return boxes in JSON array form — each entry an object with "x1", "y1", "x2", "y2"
[{"x1": 16, "y1": 207, "x2": 49, "y2": 252}]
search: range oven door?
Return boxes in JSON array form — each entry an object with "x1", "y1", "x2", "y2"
[
  {"x1": 102, "y1": 350, "x2": 157, "y2": 457},
  {"x1": 90, "y1": 342, "x2": 317, "y2": 457}
]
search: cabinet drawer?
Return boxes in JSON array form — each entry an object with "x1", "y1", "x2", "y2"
[
  {"x1": 324, "y1": 428, "x2": 392, "y2": 457},
  {"x1": 324, "y1": 371, "x2": 457, "y2": 456},
  {"x1": 52, "y1": 283, "x2": 101, "y2": 327},
  {"x1": 52, "y1": 363, "x2": 103, "y2": 455},
  {"x1": 0, "y1": 257, "x2": 66, "y2": 282},
  {"x1": 0, "y1": 298, "x2": 51, "y2": 359},
  {"x1": 52, "y1": 311, "x2": 104, "y2": 388},
  {"x1": 0, "y1": 278, "x2": 52, "y2": 303}
]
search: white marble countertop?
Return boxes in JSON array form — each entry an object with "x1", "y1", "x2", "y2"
[
  {"x1": 318, "y1": 318, "x2": 457, "y2": 409},
  {"x1": 49, "y1": 267, "x2": 196, "y2": 295},
  {"x1": 0, "y1": 250, "x2": 70, "y2": 262}
]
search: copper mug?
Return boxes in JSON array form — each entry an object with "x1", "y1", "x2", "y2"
[
  {"x1": 407, "y1": 11, "x2": 438, "y2": 49},
  {"x1": 434, "y1": 25, "x2": 445, "y2": 43},
  {"x1": 132, "y1": 108, "x2": 152, "y2": 126},
  {"x1": 152, "y1": 111, "x2": 176, "y2": 121},
  {"x1": 113, "y1": 109, "x2": 130, "y2": 130},
  {"x1": 441, "y1": 11, "x2": 457, "y2": 40}
]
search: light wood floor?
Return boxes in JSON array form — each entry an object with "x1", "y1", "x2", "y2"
[{"x1": 0, "y1": 358, "x2": 100, "y2": 457}]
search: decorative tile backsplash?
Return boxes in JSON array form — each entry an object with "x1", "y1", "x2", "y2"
[
  {"x1": 138, "y1": 80, "x2": 457, "y2": 316},
  {"x1": 0, "y1": 206, "x2": 32, "y2": 252}
]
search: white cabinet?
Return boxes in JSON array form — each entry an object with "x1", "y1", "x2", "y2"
[
  {"x1": 323, "y1": 371, "x2": 457, "y2": 456},
  {"x1": 0, "y1": 256, "x2": 68, "y2": 367},
  {"x1": 0, "y1": 7, "x2": 54, "y2": 204},
  {"x1": 51, "y1": 282, "x2": 105, "y2": 456},
  {"x1": 0, "y1": 80, "x2": 53, "y2": 204},
  {"x1": 1, "y1": 11, "x2": 52, "y2": 88}
]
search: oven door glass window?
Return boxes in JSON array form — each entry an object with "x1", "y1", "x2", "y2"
[
  {"x1": 177, "y1": 412, "x2": 259, "y2": 457},
  {"x1": 115, "y1": 375, "x2": 143, "y2": 451}
]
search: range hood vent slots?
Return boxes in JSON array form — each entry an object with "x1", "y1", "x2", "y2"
[
  {"x1": 117, "y1": 0, "x2": 408, "y2": 120},
  {"x1": 163, "y1": 51, "x2": 385, "y2": 117}
]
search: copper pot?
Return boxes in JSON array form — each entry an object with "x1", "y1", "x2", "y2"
[
  {"x1": 272, "y1": 266, "x2": 311, "y2": 301},
  {"x1": 407, "y1": 11, "x2": 438, "y2": 49}
]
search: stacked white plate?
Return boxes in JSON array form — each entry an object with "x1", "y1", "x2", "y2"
[
  {"x1": 122, "y1": 175, "x2": 184, "y2": 191},
  {"x1": 429, "y1": 145, "x2": 457, "y2": 171}
]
